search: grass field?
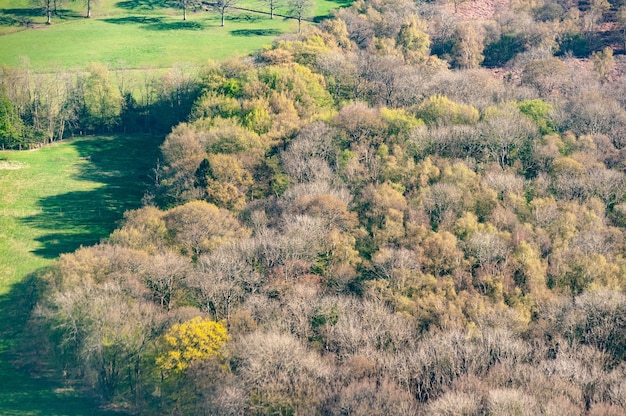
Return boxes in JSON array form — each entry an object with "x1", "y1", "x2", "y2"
[
  {"x1": 0, "y1": 0, "x2": 350, "y2": 71},
  {"x1": 0, "y1": 135, "x2": 161, "y2": 414}
]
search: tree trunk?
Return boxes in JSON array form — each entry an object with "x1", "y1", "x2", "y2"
[
  {"x1": 298, "y1": 16, "x2": 301, "y2": 33},
  {"x1": 183, "y1": 6, "x2": 187, "y2": 20},
  {"x1": 221, "y1": 9, "x2": 225, "y2": 26},
  {"x1": 87, "y1": 0, "x2": 91, "y2": 18}
]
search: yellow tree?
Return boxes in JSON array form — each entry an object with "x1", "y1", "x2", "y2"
[{"x1": 157, "y1": 317, "x2": 229, "y2": 374}]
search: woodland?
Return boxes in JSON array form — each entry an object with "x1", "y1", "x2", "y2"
[{"x1": 4, "y1": 0, "x2": 626, "y2": 413}]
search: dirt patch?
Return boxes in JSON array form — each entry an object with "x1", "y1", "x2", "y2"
[{"x1": 0, "y1": 161, "x2": 27, "y2": 170}]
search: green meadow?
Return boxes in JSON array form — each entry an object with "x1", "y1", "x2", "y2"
[{"x1": 0, "y1": 0, "x2": 350, "y2": 71}]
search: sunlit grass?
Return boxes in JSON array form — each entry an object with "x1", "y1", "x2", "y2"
[{"x1": 0, "y1": 0, "x2": 351, "y2": 70}]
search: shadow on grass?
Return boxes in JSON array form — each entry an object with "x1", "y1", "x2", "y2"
[
  {"x1": 312, "y1": 14, "x2": 330, "y2": 23},
  {"x1": 53, "y1": 8, "x2": 84, "y2": 19},
  {"x1": 146, "y1": 20, "x2": 204, "y2": 30},
  {"x1": 230, "y1": 28, "x2": 281, "y2": 36},
  {"x1": 228, "y1": 13, "x2": 262, "y2": 23},
  {"x1": 0, "y1": 273, "x2": 122, "y2": 415},
  {"x1": 0, "y1": 8, "x2": 43, "y2": 17},
  {"x1": 0, "y1": 16, "x2": 23, "y2": 26},
  {"x1": 327, "y1": 0, "x2": 353, "y2": 7},
  {"x1": 115, "y1": 0, "x2": 169, "y2": 11},
  {"x1": 21, "y1": 135, "x2": 161, "y2": 260},
  {"x1": 103, "y1": 15, "x2": 163, "y2": 25},
  {"x1": 103, "y1": 15, "x2": 204, "y2": 30}
]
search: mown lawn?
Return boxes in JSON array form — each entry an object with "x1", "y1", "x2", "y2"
[{"x1": 0, "y1": 135, "x2": 161, "y2": 415}]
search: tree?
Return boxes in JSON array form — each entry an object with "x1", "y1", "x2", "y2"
[
  {"x1": 84, "y1": 0, "x2": 98, "y2": 17},
  {"x1": 142, "y1": 252, "x2": 191, "y2": 310},
  {"x1": 164, "y1": 200, "x2": 249, "y2": 258},
  {"x1": 287, "y1": 0, "x2": 313, "y2": 33},
  {"x1": 260, "y1": 0, "x2": 281, "y2": 19},
  {"x1": 396, "y1": 16, "x2": 430, "y2": 64},
  {"x1": 0, "y1": 88, "x2": 24, "y2": 149},
  {"x1": 236, "y1": 331, "x2": 330, "y2": 412},
  {"x1": 82, "y1": 63, "x2": 122, "y2": 132},
  {"x1": 41, "y1": 280, "x2": 165, "y2": 401},
  {"x1": 213, "y1": 0, "x2": 238, "y2": 27},
  {"x1": 592, "y1": 47, "x2": 614, "y2": 82},
  {"x1": 34, "y1": 0, "x2": 53, "y2": 24},
  {"x1": 157, "y1": 317, "x2": 229, "y2": 375},
  {"x1": 172, "y1": 0, "x2": 198, "y2": 20},
  {"x1": 452, "y1": 23, "x2": 485, "y2": 69}
]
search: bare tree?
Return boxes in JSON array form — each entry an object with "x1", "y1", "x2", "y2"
[
  {"x1": 84, "y1": 0, "x2": 99, "y2": 17},
  {"x1": 259, "y1": 0, "x2": 281, "y2": 19},
  {"x1": 34, "y1": 0, "x2": 53, "y2": 24},
  {"x1": 173, "y1": 0, "x2": 198, "y2": 20},
  {"x1": 211, "y1": 0, "x2": 238, "y2": 26},
  {"x1": 286, "y1": 0, "x2": 313, "y2": 33},
  {"x1": 142, "y1": 252, "x2": 191, "y2": 310}
]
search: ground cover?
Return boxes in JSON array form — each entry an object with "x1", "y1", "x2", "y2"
[{"x1": 0, "y1": 135, "x2": 161, "y2": 414}]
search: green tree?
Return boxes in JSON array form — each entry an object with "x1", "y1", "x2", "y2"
[
  {"x1": 418, "y1": 95, "x2": 479, "y2": 126},
  {"x1": 0, "y1": 88, "x2": 24, "y2": 149},
  {"x1": 83, "y1": 63, "x2": 122, "y2": 132},
  {"x1": 397, "y1": 16, "x2": 430, "y2": 64}
]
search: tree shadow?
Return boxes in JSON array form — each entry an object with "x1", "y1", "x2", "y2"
[
  {"x1": 0, "y1": 8, "x2": 43, "y2": 17},
  {"x1": 115, "y1": 0, "x2": 170, "y2": 11},
  {"x1": 53, "y1": 8, "x2": 84, "y2": 19},
  {"x1": 0, "y1": 273, "x2": 123, "y2": 415},
  {"x1": 103, "y1": 16, "x2": 204, "y2": 30},
  {"x1": 20, "y1": 135, "x2": 161, "y2": 260},
  {"x1": 228, "y1": 13, "x2": 262, "y2": 23},
  {"x1": 230, "y1": 28, "x2": 282, "y2": 36},
  {"x1": 0, "y1": 16, "x2": 26, "y2": 26},
  {"x1": 145, "y1": 20, "x2": 204, "y2": 30},
  {"x1": 103, "y1": 15, "x2": 164, "y2": 25}
]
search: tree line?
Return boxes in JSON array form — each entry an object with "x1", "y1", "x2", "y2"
[
  {"x1": 0, "y1": 61, "x2": 201, "y2": 149},
  {"x1": 17, "y1": 0, "x2": 626, "y2": 413},
  {"x1": 31, "y1": 0, "x2": 315, "y2": 30}
]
